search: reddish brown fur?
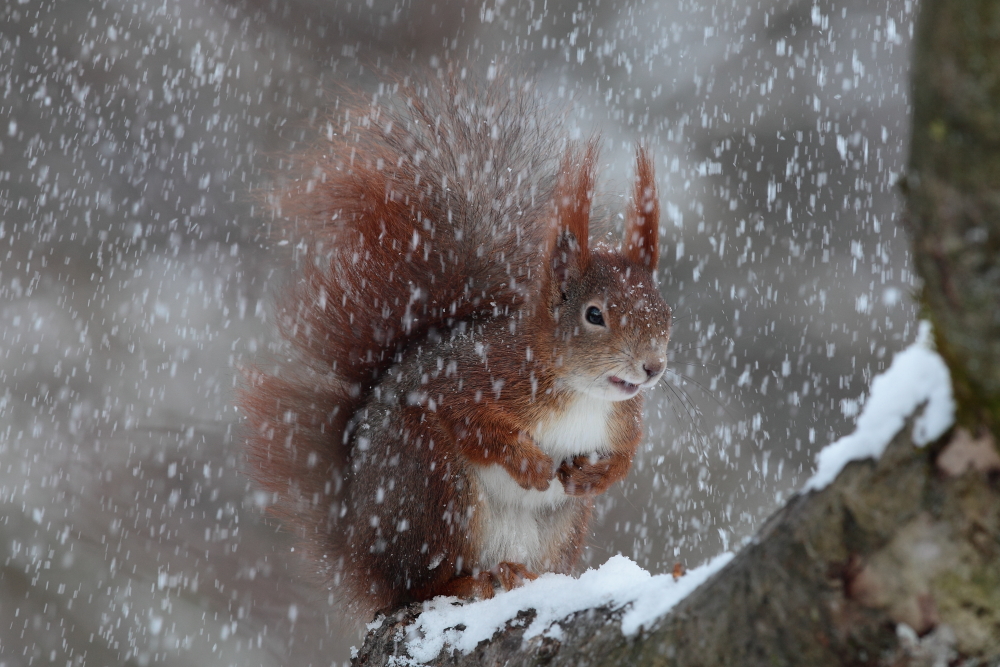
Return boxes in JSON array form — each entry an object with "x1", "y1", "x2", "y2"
[{"x1": 238, "y1": 70, "x2": 670, "y2": 622}]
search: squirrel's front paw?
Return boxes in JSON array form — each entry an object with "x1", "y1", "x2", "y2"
[
  {"x1": 557, "y1": 454, "x2": 617, "y2": 496},
  {"x1": 506, "y1": 452, "x2": 555, "y2": 491}
]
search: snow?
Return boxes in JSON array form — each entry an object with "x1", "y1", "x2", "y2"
[
  {"x1": 803, "y1": 321, "x2": 954, "y2": 492},
  {"x1": 400, "y1": 552, "x2": 734, "y2": 663}
]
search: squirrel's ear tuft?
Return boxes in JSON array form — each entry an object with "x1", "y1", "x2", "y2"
[
  {"x1": 624, "y1": 146, "x2": 660, "y2": 271},
  {"x1": 548, "y1": 140, "x2": 597, "y2": 298}
]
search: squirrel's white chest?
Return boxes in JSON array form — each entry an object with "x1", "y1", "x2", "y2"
[
  {"x1": 471, "y1": 394, "x2": 611, "y2": 570},
  {"x1": 532, "y1": 395, "x2": 613, "y2": 459}
]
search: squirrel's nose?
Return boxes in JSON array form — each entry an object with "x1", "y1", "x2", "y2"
[{"x1": 643, "y1": 360, "x2": 664, "y2": 379}]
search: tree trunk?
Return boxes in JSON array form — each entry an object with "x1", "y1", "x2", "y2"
[
  {"x1": 354, "y1": 0, "x2": 1000, "y2": 663},
  {"x1": 907, "y1": 0, "x2": 1000, "y2": 433}
]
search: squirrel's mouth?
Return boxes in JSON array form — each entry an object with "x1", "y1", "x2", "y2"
[{"x1": 608, "y1": 376, "x2": 641, "y2": 394}]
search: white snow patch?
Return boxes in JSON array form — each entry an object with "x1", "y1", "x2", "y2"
[
  {"x1": 803, "y1": 321, "x2": 954, "y2": 492},
  {"x1": 402, "y1": 552, "x2": 734, "y2": 663}
]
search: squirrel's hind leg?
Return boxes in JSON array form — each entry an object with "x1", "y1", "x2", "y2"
[
  {"x1": 414, "y1": 572, "x2": 496, "y2": 601},
  {"x1": 492, "y1": 561, "x2": 539, "y2": 590},
  {"x1": 412, "y1": 562, "x2": 537, "y2": 603},
  {"x1": 345, "y1": 401, "x2": 481, "y2": 613}
]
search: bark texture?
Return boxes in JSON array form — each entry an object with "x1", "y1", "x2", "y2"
[
  {"x1": 907, "y1": 0, "x2": 1000, "y2": 433},
  {"x1": 354, "y1": 0, "x2": 1000, "y2": 664}
]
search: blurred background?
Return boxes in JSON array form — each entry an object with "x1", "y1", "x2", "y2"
[{"x1": 0, "y1": 0, "x2": 916, "y2": 664}]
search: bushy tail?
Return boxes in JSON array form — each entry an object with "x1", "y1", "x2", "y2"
[{"x1": 238, "y1": 72, "x2": 567, "y2": 595}]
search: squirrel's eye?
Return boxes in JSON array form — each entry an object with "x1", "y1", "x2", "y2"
[{"x1": 585, "y1": 306, "x2": 605, "y2": 326}]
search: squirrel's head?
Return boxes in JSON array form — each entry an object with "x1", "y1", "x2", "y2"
[{"x1": 546, "y1": 144, "x2": 671, "y2": 402}]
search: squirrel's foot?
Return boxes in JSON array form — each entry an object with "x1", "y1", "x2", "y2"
[
  {"x1": 491, "y1": 562, "x2": 539, "y2": 591},
  {"x1": 557, "y1": 453, "x2": 619, "y2": 496},
  {"x1": 420, "y1": 573, "x2": 496, "y2": 602}
]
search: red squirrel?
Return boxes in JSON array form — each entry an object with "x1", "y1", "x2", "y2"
[{"x1": 239, "y1": 71, "x2": 671, "y2": 620}]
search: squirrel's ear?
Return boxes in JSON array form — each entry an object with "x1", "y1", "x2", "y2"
[
  {"x1": 548, "y1": 141, "x2": 597, "y2": 298},
  {"x1": 624, "y1": 146, "x2": 660, "y2": 272}
]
